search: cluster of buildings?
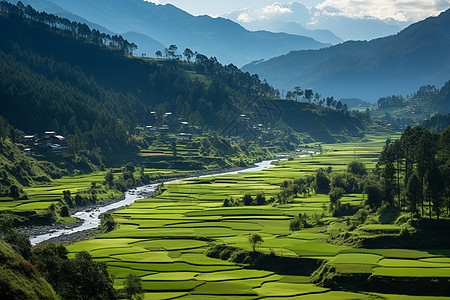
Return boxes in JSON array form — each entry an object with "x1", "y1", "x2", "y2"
[
  {"x1": 143, "y1": 112, "x2": 193, "y2": 141},
  {"x1": 22, "y1": 131, "x2": 68, "y2": 156}
]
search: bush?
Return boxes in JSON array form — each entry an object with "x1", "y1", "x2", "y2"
[
  {"x1": 329, "y1": 187, "x2": 344, "y2": 212},
  {"x1": 100, "y1": 213, "x2": 117, "y2": 233},
  {"x1": 364, "y1": 181, "x2": 383, "y2": 210},
  {"x1": 9, "y1": 184, "x2": 20, "y2": 200},
  {"x1": 289, "y1": 213, "x2": 311, "y2": 231},
  {"x1": 365, "y1": 216, "x2": 379, "y2": 225},
  {"x1": 248, "y1": 233, "x2": 263, "y2": 252},
  {"x1": 289, "y1": 217, "x2": 302, "y2": 232},
  {"x1": 354, "y1": 209, "x2": 369, "y2": 224},
  {"x1": 347, "y1": 161, "x2": 367, "y2": 176},
  {"x1": 255, "y1": 193, "x2": 266, "y2": 205},
  {"x1": 399, "y1": 225, "x2": 411, "y2": 237},
  {"x1": 1, "y1": 230, "x2": 31, "y2": 260},
  {"x1": 121, "y1": 273, "x2": 143, "y2": 300},
  {"x1": 314, "y1": 169, "x2": 330, "y2": 194},
  {"x1": 395, "y1": 214, "x2": 410, "y2": 225},
  {"x1": 222, "y1": 197, "x2": 238, "y2": 207},
  {"x1": 60, "y1": 206, "x2": 70, "y2": 218},
  {"x1": 242, "y1": 194, "x2": 254, "y2": 206}
]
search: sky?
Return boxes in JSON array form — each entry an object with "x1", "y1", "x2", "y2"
[{"x1": 146, "y1": 0, "x2": 449, "y2": 22}]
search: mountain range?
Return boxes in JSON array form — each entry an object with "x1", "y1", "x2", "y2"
[
  {"x1": 13, "y1": 0, "x2": 328, "y2": 66},
  {"x1": 224, "y1": 2, "x2": 405, "y2": 42},
  {"x1": 243, "y1": 8, "x2": 450, "y2": 102},
  {"x1": 277, "y1": 22, "x2": 343, "y2": 45}
]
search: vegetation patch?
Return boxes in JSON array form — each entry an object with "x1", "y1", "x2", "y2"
[{"x1": 254, "y1": 282, "x2": 328, "y2": 297}]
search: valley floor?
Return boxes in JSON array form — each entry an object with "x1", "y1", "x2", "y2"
[{"x1": 63, "y1": 130, "x2": 450, "y2": 299}]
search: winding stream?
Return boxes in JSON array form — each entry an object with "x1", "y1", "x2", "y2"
[{"x1": 29, "y1": 159, "x2": 280, "y2": 246}]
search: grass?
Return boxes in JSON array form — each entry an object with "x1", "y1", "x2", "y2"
[
  {"x1": 379, "y1": 259, "x2": 450, "y2": 268},
  {"x1": 59, "y1": 129, "x2": 447, "y2": 297},
  {"x1": 195, "y1": 270, "x2": 274, "y2": 281},
  {"x1": 372, "y1": 267, "x2": 450, "y2": 277},
  {"x1": 254, "y1": 282, "x2": 328, "y2": 297},
  {"x1": 329, "y1": 253, "x2": 383, "y2": 265}
]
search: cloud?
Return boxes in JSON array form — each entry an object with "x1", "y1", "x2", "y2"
[
  {"x1": 144, "y1": 0, "x2": 160, "y2": 4},
  {"x1": 237, "y1": 12, "x2": 252, "y2": 23},
  {"x1": 260, "y1": 3, "x2": 293, "y2": 19},
  {"x1": 315, "y1": 0, "x2": 449, "y2": 22},
  {"x1": 228, "y1": 3, "x2": 293, "y2": 23}
]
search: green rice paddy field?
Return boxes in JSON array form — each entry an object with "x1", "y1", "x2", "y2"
[
  {"x1": 0, "y1": 169, "x2": 192, "y2": 214},
  {"x1": 63, "y1": 131, "x2": 450, "y2": 299}
]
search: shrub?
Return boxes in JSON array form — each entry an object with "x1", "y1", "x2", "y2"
[
  {"x1": 364, "y1": 181, "x2": 383, "y2": 210},
  {"x1": 395, "y1": 214, "x2": 410, "y2": 225},
  {"x1": 255, "y1": 193, "x2": 266, "y2": 205},
  {"x1": 347, "y1": 161, "x2": 367, "y2": 176},
  {"x1": 243, "y1": 194, "x2": 254, "y2": 206},
  {"x1": 289, "y1": 213, "x2": 311, "y2": 231},
  {"x1": 248, "y1": 233, "x2": 263, "y2": 252},
  {"x1": 121, "y1": 273, "x2": 143, "y2": 300},
  {"x1": 222, "y1": 197, "x2": 238, "y2": 207},
  {"x1": 365, "y1": 216, "x2": 379, "y2": 225},
  {"x1": 289, "y1": 217, "x2": 302, "y2": 232},
  {"x1": 314, "y1": 169, "x2": 330, "y2": 194},
  {"x1": 354, "y1": 209, "x2": 369, "y2": 224},
  {"x1": 60, "y1": 206, "x2": 70, "y2": 218},
  {"x1": 100, "y1": 213, "x2": 117, "y2": 233},
  {"x1": 329, "y1": 187, "x2": 344, "y2": 212}
]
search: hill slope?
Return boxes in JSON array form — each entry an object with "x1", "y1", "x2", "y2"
[
  {"x1": 0, "y1": 240, "x2": 57, "y2": 299},
  {"x1": 0, "y1": 2, "x2": 368, "y2": 172},
  {"x1": 37, "y1": 0, "x2": 328, "y2": 66},
  {"x1": 243, "y1": 9, "x2": 450, "y2": 102},
  {"x1": 370, "y1": 81, "x2": 450, "y2": 128}
]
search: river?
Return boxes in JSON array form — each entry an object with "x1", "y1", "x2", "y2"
[{"x1": 29, "y1": 159, "x2": 281, "y2": 246}]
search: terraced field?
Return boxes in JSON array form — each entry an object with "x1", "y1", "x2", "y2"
[
  {"x1": 63, "y1": 131, "x2": 449, "y2": 298},
  {"x1": 0, "y1": 168, "x2": 191, "y2": 215},
  {"x1": 140, "y1": 144, "x2": 199, "y2": 158},
  {"x1": 0, "y1": 172, "x2": 108, "y2": 213}
]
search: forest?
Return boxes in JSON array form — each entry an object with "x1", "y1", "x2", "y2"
[{"x1": 0, "y1": 1, "x2": 368, "y2": 179}]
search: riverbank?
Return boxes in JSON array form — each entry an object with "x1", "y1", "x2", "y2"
[{"x1": 25, "y1": 158, "x2": 280, "y2": 246}]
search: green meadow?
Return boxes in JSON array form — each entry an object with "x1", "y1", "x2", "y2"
[{"x1": 63, "y1": 130, "x2": 449, "y2": 298}]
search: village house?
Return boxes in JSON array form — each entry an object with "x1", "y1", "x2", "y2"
[
  {"x1": 178, "y1": 133, "x2": 192, "y2": 141},
  {"x1": 24, "y1": 131, "x2": 68, "y2": 155}
]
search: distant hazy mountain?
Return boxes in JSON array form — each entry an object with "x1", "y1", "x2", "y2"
[
  {"x1": 9, "y1": 0, "x2": 114, "y2": 35},
  {"x1": 278, "y1": 22, "x2": 343, "y2": 45},
  {"x1": 224, "y1": 1, "x2": 404, "y2": 42},
  {"x1": 242, "y1": 9, "x2": 450, "y2": 102},
  {"x1": 121, "y1": 31, "x2": 165, "y2": 57},
  {"x1": 41, "y1": 0, "x2": 328, "y2": 66}
]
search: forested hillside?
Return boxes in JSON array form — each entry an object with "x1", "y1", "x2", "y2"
[
  {"x1": 18, "y1": 0, "x2": 328, "y2": 66},
  {"x1": 0, "y1": 1, "x2": 368, "y2": 195},
  {"x1": 0, "y1": 2, "x2": 367, "y2": 143},
  {"x1": 0, "y1": 2, "x2": 275, "y2": 159},
  {"x1": 243, "y1": 8, "x2": 450, "y2": 101},
  {"x1": 372, "y1": 81, "x2": 450, "y2": 128}
]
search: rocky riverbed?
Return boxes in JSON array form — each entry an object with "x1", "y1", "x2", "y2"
[{"x1": 25, "y1": 159, "x2": 281, "y2": 246}]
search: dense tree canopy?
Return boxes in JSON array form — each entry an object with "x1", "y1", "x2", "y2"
[{"x1": 377, "y1": 126, "x2": 450, "y2": 218}]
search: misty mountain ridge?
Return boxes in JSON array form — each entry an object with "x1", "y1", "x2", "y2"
[
  {"x1": 24, "y1": 0, "x2": 329, "y2": 66},
  {"x1": 9, "y1": 0, "x2": 115, "y2": 35},
  {"x1": 224, "y1": 1, "x2": 405, "y2": 42},
  {"x1": 243, "y1": 8, "x2": 450, "y2": 102},
  {"x1": 278, "y1": 22, "x2": 343, "y2": 45}
]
